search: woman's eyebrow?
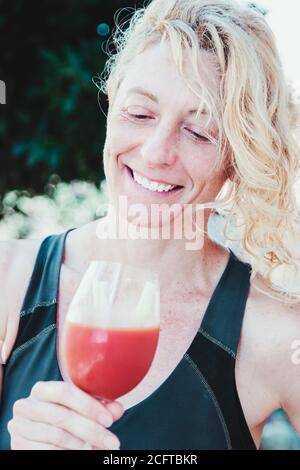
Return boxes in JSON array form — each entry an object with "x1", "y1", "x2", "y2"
[
  {"x1": 126, "y1": 86, "x2": 208, "y2": 116},
  {"x1": 127, "y1": 86, "x2": 158, "y2": 103}
]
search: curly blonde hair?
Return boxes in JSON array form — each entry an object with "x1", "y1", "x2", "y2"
[{"x1": 95, "y1": 0, "x2": 300, "y2": 302}]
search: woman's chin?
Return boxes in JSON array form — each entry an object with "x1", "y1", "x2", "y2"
[{"x1": 124, "y1": 211, "x2": 184, "y2": 239}]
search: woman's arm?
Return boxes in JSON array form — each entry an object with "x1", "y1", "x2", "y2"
[
  {"x1": 263, "y1": 299, "x2": 300, "y2": 438},
  {"x1": 0, "y1": 240, "x2": 17, "y2": 401},
  {"x1": 0, "y1": 239, "x2": 42, "y2": 399},
  {"x1": 277, "y1": 303, "x2": 300, "y2": 437}
]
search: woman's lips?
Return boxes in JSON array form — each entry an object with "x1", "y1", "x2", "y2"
[
  {"x1": 124, "y1": 165, "x2": 184, "y2": 197},
  {"x1": 128, "y1": 166, "x2": 182, "y2": 188}
]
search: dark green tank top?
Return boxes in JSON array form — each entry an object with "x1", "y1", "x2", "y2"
[{"x1": 0, "y1": 229, "x2": 257, "y2": 450}]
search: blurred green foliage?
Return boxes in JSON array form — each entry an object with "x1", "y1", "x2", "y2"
[
  {"x1": 0, "y1": 0, "x2": 141, "y2": 195},
  {"x1": 0, "y1": 175, "x2": 109, "y2": 240},
  {"x1": 0, "y1": 0, "x2": 266, "y2": 197}
]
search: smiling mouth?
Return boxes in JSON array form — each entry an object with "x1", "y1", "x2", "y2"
[{"x1": 125, "y1": 165, "x2": 184, "y2": 194}]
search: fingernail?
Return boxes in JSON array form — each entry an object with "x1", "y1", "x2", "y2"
[
  {"x1": 99, "y1": 414, "x2": 113, "y2": 427},
  {"x1": 104, "y1": 435, "x2": 120, "y2": 450}
]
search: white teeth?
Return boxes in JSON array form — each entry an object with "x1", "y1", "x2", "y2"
[
  {"x1": 149, "y1": 182, "x2": 158, "y2": 191},
  {"x1": 132, "y1": 170, "x2": 176, "y2": 192}
]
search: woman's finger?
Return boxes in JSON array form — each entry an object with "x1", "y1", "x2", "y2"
[
  {"x1": 10, "y1": 433, "x2": 63, "y2": 450},
  {"x1": 104, "y1": 400, "x2": 125, "y2": 422},
  {"x1": 30, "y1": 381, "x2": 120, "y2": 427},
  {"x1": 13, "y1": 399, "x2": 120, "y2": 449},
  {"x1": 8, "y1": 416, "x2": 86, "y2": 450}
]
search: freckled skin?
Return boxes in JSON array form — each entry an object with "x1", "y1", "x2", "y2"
[
  {"x1": 103, "y1": 41, "x2": 227, "y2": 227},
  {"x1": 3, "y1": 38, "x2": 300, "y2": 451}
]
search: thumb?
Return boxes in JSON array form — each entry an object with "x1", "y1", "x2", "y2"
[{"x1": 105, "y1": 400, "x2": 125, "y2": 422}]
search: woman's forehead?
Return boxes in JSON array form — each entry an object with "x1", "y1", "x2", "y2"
[{"x1": 117, "y1": 41, "x2": 220, "y2": 107}]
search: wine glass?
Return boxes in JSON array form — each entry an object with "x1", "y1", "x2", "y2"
[{"x1": 61, "y1": 261, "x2": 160, "y2": 403}]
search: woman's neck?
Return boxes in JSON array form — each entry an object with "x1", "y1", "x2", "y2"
[{"x1": 67, "y1": 213, "x2": 229, "y2": 297}]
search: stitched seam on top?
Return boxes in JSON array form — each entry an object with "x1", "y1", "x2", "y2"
[
  {"x1": 9, "y1": 324, "x2": 56, "y2": 361},
  {"x1": 184, "y1": 352, "x2": 232, "y2": 450},
  {"x1": 20, "y1": 299, "x2": 57, "y2": 317},
  {"x1": 199, "y1": 327, "x2": 236, "y2": 359}
]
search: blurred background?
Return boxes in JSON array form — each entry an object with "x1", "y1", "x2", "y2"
[{"x1": 0, "y1": 0, "x2": 300, "y2": 449}]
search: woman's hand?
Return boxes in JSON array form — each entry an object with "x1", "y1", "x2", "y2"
[{"x1": 8, "y1": 381, "x2": 124, "y2": 450}]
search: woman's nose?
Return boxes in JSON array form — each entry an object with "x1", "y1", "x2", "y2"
[{"x1": 140, "y1": 126, "x2": 177, "y2": 168}]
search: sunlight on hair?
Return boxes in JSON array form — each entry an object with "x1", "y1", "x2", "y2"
[{"x1": 93, "y1": 0, "x2": 300, "y2": 303}]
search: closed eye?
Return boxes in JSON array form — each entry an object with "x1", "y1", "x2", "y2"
[
  {"x1": 130, "y1": 113, "x2": 151, "y2": 120},
  {"x1": 184, "y1": 128, "x2": 210, "y2": 143},
  {"x1": 122, "y1": 108, "x2": 211, "y2": 143},
  {"x1": 122, "y1": 107, "x2": 154, "y2": 121}
]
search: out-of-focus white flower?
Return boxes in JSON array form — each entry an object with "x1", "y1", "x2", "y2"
[{"x1": 0, "y1": 178, "x2": 109, "y2": 240}]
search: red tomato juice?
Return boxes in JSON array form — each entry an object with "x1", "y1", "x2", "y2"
[{"x1": 63, "y1": 321, "x2": 160, "y2": 400}]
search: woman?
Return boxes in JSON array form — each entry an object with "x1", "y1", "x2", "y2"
[{"x1": 1, "y1": 0, "x2": 300, "y2": 450}]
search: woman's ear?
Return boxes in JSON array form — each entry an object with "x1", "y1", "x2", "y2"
[
  {"x1": 224, "y1": 152, "x2": 235, "y2": 182},
  {"x1": 225, "y1": 162, "x2": 235, "y2": 181}
]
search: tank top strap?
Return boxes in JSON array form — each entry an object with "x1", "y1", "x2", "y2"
[
  {"x1": 199, "y1": 249, "x2": 252, "y2": 358},
  {"x1": 20, "y1": 228, "x2": 75, "y2": 317},
  {"x1": 11, "y1": 228, "x2": 75, "y2": 354}
]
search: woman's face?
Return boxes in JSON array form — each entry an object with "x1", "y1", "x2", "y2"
[{"x1": 103, "y1": 40, "x2": 227, "y2": 226}]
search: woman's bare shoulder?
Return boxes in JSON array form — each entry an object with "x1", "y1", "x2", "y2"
[
  {"x1": 0, "y1": 237, "x2": 43, "y2": 363},
  {"x1": 0, "y1": 236, "x2": 42, "y2": 261},
  {"x1": 244, "y1": 272, "x2": 300, "y2": 346},
  {"x1": 0, "y1": 237, "x2": 43, "y2": 286}
]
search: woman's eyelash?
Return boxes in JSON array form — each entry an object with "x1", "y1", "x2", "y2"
[
  {"x1": 131, "y1": 113, "x2": 150, "y2": 120},
  {"x1": 185, "y1": 128, "x2": 210, "y2": 142},
  {"x1": 124, "y1": 111, "x2": 210, "y2": 142},
  {"x1": 126, "y1": 112, "x2": 151, "y2": 120}
]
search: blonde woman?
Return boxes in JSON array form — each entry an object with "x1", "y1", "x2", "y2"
[{"x1": 1, "y1": 0, "x2": 300, "y2": 450}]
